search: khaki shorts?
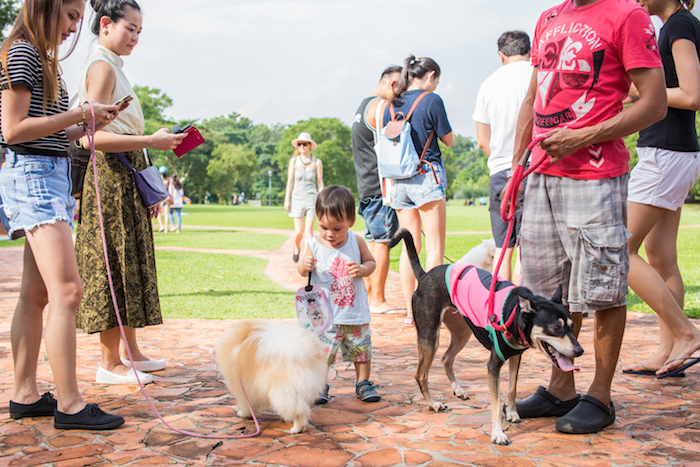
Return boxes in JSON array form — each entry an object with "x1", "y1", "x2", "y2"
[{"x1": 520, "y1": 173, "x2": 630, "y2": 313}]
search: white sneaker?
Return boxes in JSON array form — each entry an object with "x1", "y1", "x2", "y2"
[
  {"x1": 96, "y1": 366, "x2": 153, "y2": 385},
  {"x1": 120, "y1": 357, "x2": 166, "y2": 372}
]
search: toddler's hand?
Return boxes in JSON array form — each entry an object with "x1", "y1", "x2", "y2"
[
  {"x1": 302, "y1": 256, "x2": 316, "y2": 274},
  {"x1": 347, "y1": 261, "x2": 362, "y2": 278}
]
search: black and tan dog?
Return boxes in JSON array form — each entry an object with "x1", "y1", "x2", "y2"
[{"x1": 390, "y1": 229, "x2": 583, "y2": 445}]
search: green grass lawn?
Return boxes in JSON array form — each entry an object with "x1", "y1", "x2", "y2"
[
  {"x1": 156, "y1": 250, "x2": 295, "y2": 319},
  {"x1": 3, "y1": 202, "x2": 700, "y2": 318},
  {"x1": 153, "y1": 229, "x2": 287, "y2": 250}
]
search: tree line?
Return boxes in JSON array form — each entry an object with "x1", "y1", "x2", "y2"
[{"x1": 139, "y1": 86, "x2": 491, "y2": 204}]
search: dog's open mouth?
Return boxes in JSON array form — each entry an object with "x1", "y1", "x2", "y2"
[{"x1": 541, "y1": 342, "x2": 580, "y2": 372}]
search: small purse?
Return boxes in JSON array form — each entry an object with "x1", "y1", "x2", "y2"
[{"x1": 114, "y1": 151, "x2": 169, "y2": 208}]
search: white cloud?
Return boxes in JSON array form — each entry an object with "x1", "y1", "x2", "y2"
[{"x1": 60, "y1": 0, "x2": 558, "y2": 139}]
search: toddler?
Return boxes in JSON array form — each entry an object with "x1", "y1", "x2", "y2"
[{"x1": 298, "y1": 185, "x2": 379, "y2": 403}]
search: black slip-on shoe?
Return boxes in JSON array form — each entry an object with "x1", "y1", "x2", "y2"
[
  {"x1": 10, "y1": 392, "x2": 57, "y2": 419},
  {"x1": 54, "y1": 403, "x2": 125, "y2": 430},
  {"x1": 555, "y1": 395, "x2": 615, "y2": 434},
  {"x1": 515, "y1": 386, "x2": 580, "y2": 418},
  {"x1": 314, "y1": 384, "x2": 330, "y2": 405}
]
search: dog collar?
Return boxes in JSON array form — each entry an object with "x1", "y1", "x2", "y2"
[{"x1": 486, "y1": 291, "x2": 528, "y2": 362}]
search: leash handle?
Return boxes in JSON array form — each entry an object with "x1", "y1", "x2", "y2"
[
  {"x1": 86, "y1": 101, "x2": 260, "y2": 440},
  {"x1": 489, "y1": 135, "x2": 548, "y2": 331}
]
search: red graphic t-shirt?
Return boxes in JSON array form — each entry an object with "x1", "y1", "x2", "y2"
[{"x1": 531, "y1": 0, "x2": 662, "y2": 180}]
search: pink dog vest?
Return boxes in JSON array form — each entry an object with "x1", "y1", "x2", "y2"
[{"x1": 446, "y1": 263, "x2": 515, "y2": 326}]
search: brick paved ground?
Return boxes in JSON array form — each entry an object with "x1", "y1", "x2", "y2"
[{"x1": 1, "y1": 228, "x2": 699, "y2": 466}]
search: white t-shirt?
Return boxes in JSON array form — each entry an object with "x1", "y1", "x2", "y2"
[{"x1": 472, "y1": 60, "x2": 532, "y2": 176}]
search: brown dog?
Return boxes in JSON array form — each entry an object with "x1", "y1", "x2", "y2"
[{"x1": 390, "y1": 229, "x2": 583, "y2": 444}]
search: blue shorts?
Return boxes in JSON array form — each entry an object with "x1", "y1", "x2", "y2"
[
  {"x1": 358, "y1": 195, "x2": 398, "y2": 243},
  {"x1": 0, "y1": 150, "x2": 75, "y2": 240},
  {"x1": 391, "y1": 162, "x2": 446, "y2": 210}
]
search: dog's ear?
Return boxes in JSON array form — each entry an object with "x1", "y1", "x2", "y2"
[
  {"x1": 551, "y1": 285, "x2": 564, "y2": 304},
  {"x1": 512, "y1": 287, "x2": 536, "y2": 314}
]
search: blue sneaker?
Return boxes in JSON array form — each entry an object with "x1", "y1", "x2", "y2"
[{"x1": 356, "y1": 381, "x2": 380, "y2": 402}]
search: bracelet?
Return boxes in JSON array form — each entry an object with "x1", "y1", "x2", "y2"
[{"x1": 79, "y1": 103, "x2": 86, "y2": 126}]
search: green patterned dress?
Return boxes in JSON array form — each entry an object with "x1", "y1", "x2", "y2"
[{"x1": 75, "y1": 149, "x2": 162, "y2": 334}]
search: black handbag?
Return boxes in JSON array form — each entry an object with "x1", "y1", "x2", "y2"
[
  {"x1": 114, "y1": 151, "x2": 168, "y2": 208},
  {"x1": 68, "y1": 140, "x2": 91, "y2": 198}
]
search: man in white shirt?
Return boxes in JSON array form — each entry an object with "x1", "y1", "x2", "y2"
[{"x1": 472, "y1": 31, "x2": 532, "y2": 282}]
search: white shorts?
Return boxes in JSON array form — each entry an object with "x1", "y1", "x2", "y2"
[{"x1": 628, "y1": 147, "x2": 700, "y2": 211}]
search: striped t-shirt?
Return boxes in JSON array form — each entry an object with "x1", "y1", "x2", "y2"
[{"x1": 0, "y1": 40, "x2": 70, "y2": 155}]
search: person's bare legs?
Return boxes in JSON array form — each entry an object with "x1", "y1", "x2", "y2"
[
  {"x1": 292, "y1": 217, "x2": 304, "y2": 257},
  {"x1": 646, "y1": 207, "x2": 700, "y2": 374},
  {"x1": 355, "y1": 361, "x2": 371, "y2": 382},
  {"x1": 623, "y1": 202, "x2": 700, "y2": 374},
  {"x1": 417, "y1": 199, "x2": 446, "y2": 273},
  {"x1": 19, "y1": 222, "x2": 86, "y2": 415},
  {"x1": 11, "y1": 243, "x2": 48, "y2": 405},
  {"x1": 494, "y1": 246, "x2": 514, "y2": 281},
  {"x1": 588, "y1": 306, "x2": 626, "y2": 405},
  {"x1": 366, "y1": 241, "x2": 392, "y2": 312},
  {"x1": 121, "y1": 326, "x2": 150, "y2": 362},
  {"x1": 396, "y1": 208, "x2": 421, "y2": 321}
]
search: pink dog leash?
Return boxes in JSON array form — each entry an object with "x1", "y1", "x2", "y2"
[{"x1": 85, "y1": 102, "x2": 260, "y2": 439}]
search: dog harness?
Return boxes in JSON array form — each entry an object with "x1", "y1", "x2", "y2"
[{"x1": 445, "y1": 263, "x2": 526, "y2": 361}]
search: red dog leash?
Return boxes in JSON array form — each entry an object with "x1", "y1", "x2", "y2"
[
  {"x1": 487, "y1": 135, "x2": 548, "y2": 334},
  {"x1": 85, "y1": 102, "x2": 260, "y2": 439}
]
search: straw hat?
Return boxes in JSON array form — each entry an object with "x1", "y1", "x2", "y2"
[{"x1": 291, "y1": 132, "x2": 318, "y2": 151}]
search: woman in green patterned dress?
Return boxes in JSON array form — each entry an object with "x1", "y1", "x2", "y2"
[{"x1": 75, "y1": 0, "x2": 186, "y2": 384}]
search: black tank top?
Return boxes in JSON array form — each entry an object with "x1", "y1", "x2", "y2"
[{"x1": 351, "y1": 96, "x2": 382, "y2": 198}]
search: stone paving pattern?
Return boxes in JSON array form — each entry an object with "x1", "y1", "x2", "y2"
[{"x1": 1, "y1": 227, "x2": 700, "y2": 466}]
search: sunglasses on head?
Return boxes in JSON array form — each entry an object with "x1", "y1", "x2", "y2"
[{"x1": 298, "y1": 142, "x2": 309, "y2": 147}]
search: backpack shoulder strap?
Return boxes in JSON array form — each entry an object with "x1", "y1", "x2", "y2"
[{"x1": 405, "y1": 91, "x2": 430, "y2": 121}]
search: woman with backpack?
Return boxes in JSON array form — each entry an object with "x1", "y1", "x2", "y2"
[{"x1": 383, "y1": 55, "x2": 453, "y2": 325}]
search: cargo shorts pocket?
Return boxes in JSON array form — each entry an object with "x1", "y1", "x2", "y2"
[{"x1": 580, "y1": 224, "x2": 631, "y2": 305}]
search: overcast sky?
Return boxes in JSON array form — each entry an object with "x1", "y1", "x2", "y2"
[{"x1": 58, "y1": 0, "x2": 657, "y2": 140}]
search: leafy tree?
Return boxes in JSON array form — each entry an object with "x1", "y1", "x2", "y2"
[
  {"x1": 206, "y1": 143, "x2": 257, "y2": 201},
  {"x1": 0, "y1": 0, "x2": 18, "y2": 43},
  {"x1": 133, "y1": 85, "x2": 173, "y2": 121}
]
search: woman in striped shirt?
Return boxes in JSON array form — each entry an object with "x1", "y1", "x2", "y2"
[{"x1": 0, "y1": 0, "x2": 123, "y2": 429}]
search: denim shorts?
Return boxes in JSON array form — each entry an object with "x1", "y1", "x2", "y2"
[
  {"x1": 520, "y1": 173, "x2": 630, "y2": 313},
  {"x1": 0, "y1": 149, "x2": 75, "y2": 240},
  {"x1": 391, "y1": 162, "x2": 446, "y2": 210},
  {"x1": 358, "y1": 195, "x2": 398, "y2": 243}
]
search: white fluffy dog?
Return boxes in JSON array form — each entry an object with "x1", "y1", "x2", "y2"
[
  {"x1": 458, "y1": 238, "x2": 496, "y2": 272},
  {"x1": 216, "y1": 320, "x2": 328, "y2": 434}
]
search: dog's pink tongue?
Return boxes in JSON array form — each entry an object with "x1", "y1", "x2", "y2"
[{"x1": 555, "y1": 352, "x2": 580, "y2": 372}]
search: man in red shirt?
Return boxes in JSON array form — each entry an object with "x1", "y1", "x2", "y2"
[{"x1": 508, "y1": 0, "x2": 666, "y2": 434}]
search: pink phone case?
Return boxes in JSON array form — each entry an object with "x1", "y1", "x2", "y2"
[{"x1": 173, "y1": 126, "x2": 205, "y2": 157}]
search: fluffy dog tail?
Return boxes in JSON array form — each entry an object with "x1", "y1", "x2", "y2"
[{"x1": 388, "y1": 228, "x2": 425, "y2": 281}]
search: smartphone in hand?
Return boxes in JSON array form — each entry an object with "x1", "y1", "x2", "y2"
[{"x1": 113, "y1": 95, "x2": 133, "y2": 111}]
